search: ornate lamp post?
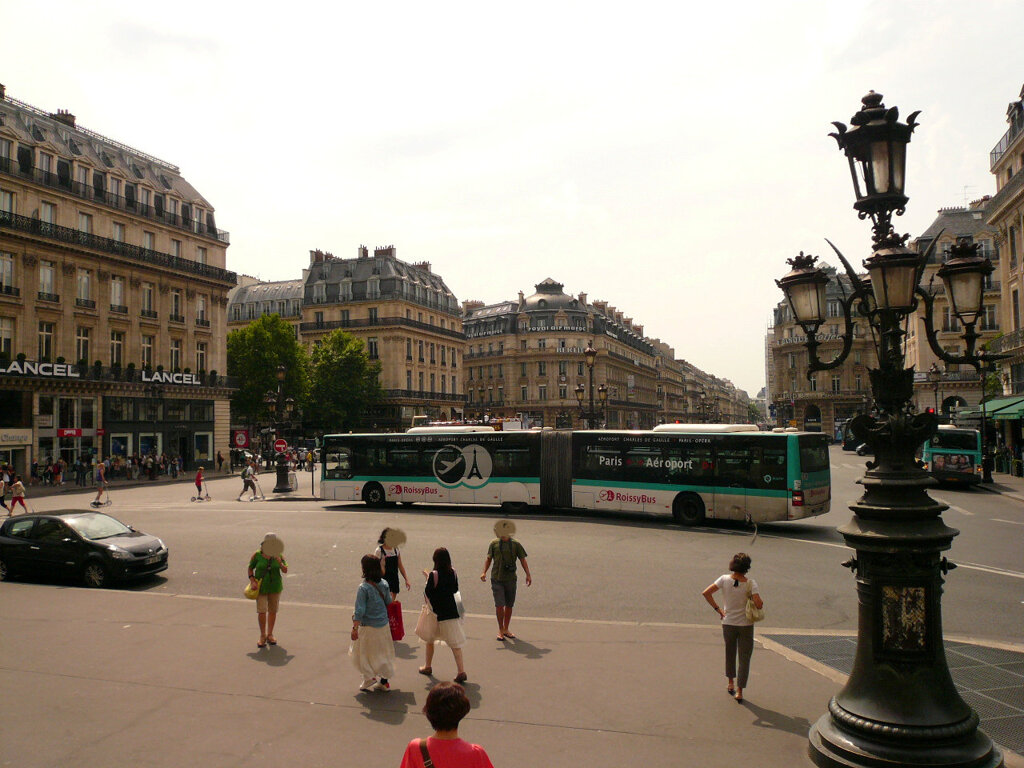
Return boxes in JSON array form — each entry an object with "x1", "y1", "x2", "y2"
[
  {"x1": 264, "y1": 365, "x2": 295, "y2": 494},
  {"x1": 777, "y1": 91, "x2": 1003, "y2": 768},
  {"x1": 574, "y1": 341, "x2": 607, "y2": 429},
  {"x1": 928, "y1": 362, "x2": 943, "y2": 414}
]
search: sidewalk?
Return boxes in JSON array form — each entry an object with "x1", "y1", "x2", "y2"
[{"x1": 979, "y1": 470, "x2": 1024, "y2": 504}]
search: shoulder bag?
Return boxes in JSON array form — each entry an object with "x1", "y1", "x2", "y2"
[
  {"x1": 418, "y1": 738, "x2": 435, "y2": 768},
  {"x1": 371, "y1": 580, "x2": 405, "y2": 642},
  {"x1": 745, "y1": 581, "x2": 765, "y2": 623}
]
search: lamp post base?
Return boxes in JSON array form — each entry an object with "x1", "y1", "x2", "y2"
[
  {"x1": 272, "y1": 453, "x2": 292, "y2": 494},
  {"x1": 809, "y1": 710, "x2": 1001, "y2": 768}
]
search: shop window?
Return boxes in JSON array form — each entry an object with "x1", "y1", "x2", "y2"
[{"x1": 193, "y1": 432, "x2": 212, "y2": 462}]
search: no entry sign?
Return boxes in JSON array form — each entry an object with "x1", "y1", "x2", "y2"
[{"x1": 274, "y1": 438, "x2": 288, "y2": 453}]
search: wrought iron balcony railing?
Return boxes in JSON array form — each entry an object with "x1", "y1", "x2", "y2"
[
  {"x1": 75, "y1": 297, "x2": 96, "y2": 309},
  {"x1": 195, "y1": 318, "x2": 210, "y2": 328},
  {"x1": 0, "y1": 210, "x2": 236, "y2": 284},
  {"x1": 0, "y1": 284, "x2": 20, "y2": 297},
  {"x1": 37, "y1": 291, "x2": 60, "y2": 303},
  {"x1": 168, "y1": 314, "x2": 185, "y2": 323},
  {"x1": 110, "y1": 304, "x2": 128, "y2": 314},
  {"x1": 300, "y1": 316, "x2": 466, "y2": 341},
  {"x1": 140, "y1": 309, "x2": 158, "y2": 319}
]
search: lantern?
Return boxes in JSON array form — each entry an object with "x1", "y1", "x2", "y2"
[
  {"x1": 776, "y1": 252, "x2": 830, "y2": 331},
  {"x1": 937, "y1": 239, "x2": 992, "y2": 327}
]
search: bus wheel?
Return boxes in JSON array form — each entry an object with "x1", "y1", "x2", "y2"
[
  {"x1": 501, "y1": 501, "x2": 528, "y2": 514},
  {"x1": 673, "y1": 494, "x2": 705, "y2": 526},
  {"x1": 362, "y1": 483, "x2": 386, "y2": 507}
]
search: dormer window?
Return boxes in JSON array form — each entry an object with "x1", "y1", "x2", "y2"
[{"x1": 313, "y1": 283, "x2": 326, "y2": 303}]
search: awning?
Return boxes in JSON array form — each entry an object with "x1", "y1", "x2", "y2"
[{"x1": 982, "y1": 395, "x2": 1024, "y2": 421}]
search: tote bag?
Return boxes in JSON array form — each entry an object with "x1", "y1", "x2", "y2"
[
  {"x1": 387, "y1": 600, "x2": 405, "y2": 641},
  {"x1": 415, "y1": 604, "x2": 439, "y2": 643}
]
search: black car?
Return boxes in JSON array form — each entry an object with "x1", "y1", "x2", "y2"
[{"x1": 0, "y1": 511, "x2": 168, "y2": 588}]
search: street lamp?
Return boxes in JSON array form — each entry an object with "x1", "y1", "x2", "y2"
[
  {"x1": 927, "y1": 362, "x2": 942, "y2": 415},
  {"x1": 780, "y1": 92, "x2": 1003, "y2": 768},
  {"x1": 266, "y1": 364, "x2": 295, "y2": 494},
  {"x1": 574, "y1": 341, "x2": 607, "y2": 429}
]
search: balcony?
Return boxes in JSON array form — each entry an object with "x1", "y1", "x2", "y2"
[
  {"x1": 0, "y1": 156, "x2": 230, "y2": 243},
  {"x1": 0, "y1": 284, "x2": 20, "y2": 298},
  {"x1": 168, "y1": 314, "x2": 185, "y2": 324},
  {"x1": 990, "y1": 108, "x2": 1024, "y2": 169},
  {"x1": 991, "y1": 328, "x2": 1024, "y2": 355},
  {"x1": 37, "y1": 291, "x2": 60, "y2": 303},
  {"x1": 140, "y1": 309, "x2": 158, "y2": 319},
  {"x1": 299, "y1": 316, "x2": 466, "y2": 341},
  {"x1": 382, "y1": 389, "x2": 467, "y2": 403},
  {"x1": 75, "y1": 297, "x2": 96, "y2": 309},
  {"x1": 0, "y1": 210, "x2": 236, "y2": 284},
  {"x1": 110, "y1": 304, "x2": 128, "y2": 314},
  {"x1": 195, "y1": 318, "x2": 210, "y2": 328}
]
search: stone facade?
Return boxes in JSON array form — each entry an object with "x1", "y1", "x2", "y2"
[{"x1": 0, "y1": 85, "x2": 235, "y2": 474}]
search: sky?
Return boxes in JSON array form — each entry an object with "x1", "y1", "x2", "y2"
[{"x1": 4, "y1": 0, "x2": 1023, "y2": 396}]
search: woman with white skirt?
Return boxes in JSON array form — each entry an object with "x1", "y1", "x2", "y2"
[
  {"x1": 350, "y1": 554, "x2": 396, "y2": 692},
  {"x1": 419, "y1": 547, "x2": 467, "y2": 683}
]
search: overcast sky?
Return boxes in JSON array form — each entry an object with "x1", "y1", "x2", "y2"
[{"x1": 4, "y1": 0, "x2": 1022, "y2": 396}]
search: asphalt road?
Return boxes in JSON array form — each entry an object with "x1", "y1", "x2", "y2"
[{"x1": 24, "y1": 446, "x2": 1024, "y2": 643}]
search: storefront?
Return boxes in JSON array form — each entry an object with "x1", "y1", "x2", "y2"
[
  {"x1": 103, "y1": 395, "x2": 215, "y2": 471},
  {"x1": 0, "y1": 428, "x2": 32, "y2": 477}
]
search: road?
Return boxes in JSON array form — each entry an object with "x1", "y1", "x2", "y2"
[{"x1": 23, "y1": 446, "x2": 1024, "y2": 643}]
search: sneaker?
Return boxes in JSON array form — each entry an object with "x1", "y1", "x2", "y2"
[
  {"x1": 373, "y1": 679, "x2": 390, "y2": 692},
  {"x1": 359, "y1": 678, "x2": 377, "y2": 692}
]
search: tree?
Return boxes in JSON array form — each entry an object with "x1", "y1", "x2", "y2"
[
  {"x1": 746, "y1": 402, "x2": 762, "y2": 424},
  {"x1": 306, "y1": 330, "x2": 383, "y2": 432},
  {"x1": 226, "y1": 315, "x2": 308, "y2": 424}
]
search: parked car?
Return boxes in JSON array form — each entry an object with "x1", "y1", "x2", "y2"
[{"x1": 0, "y1": 511, "x2": 168, "y2": 588}]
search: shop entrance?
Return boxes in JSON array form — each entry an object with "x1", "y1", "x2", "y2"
[
  {"x1": 0, "y1": 448, "x2": 27, "y2": 478},
  {"x1": 177, "y1": 435, "x2": 190, "y2": 470}
]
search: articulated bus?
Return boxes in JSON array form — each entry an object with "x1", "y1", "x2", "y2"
[
  {"x1": 320, "y1": 425, "x2": 831, "y2": 525},
  {"x1": 921, "y1": 425, "x2": 982, "y2": 486}
]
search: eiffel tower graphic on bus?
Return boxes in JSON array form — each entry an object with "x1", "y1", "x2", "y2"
[{"x1": 466, "y1": 447, "x2": 484, "y2": 480}]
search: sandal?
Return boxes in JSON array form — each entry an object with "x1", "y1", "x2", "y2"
[
  {"x1": 418, "y1": 666, "x2": 433, "y2": 676},
  {"x1": 257, "y1": 636, "x2": 267, "y2": 648},
  {"x1": 496, "y1": 634, "x2": 506, "y2": 641},
  {"x1": 454, "y1": 672, "x2": 468, "y2": 683},
  {"x1": 267, "y1": 636, "x2": 277, "y2": 645},
  {"x1": 503, "y1": 631, "x2": 516, "y2": 639},
  {"x1": 727, "y1": 687, "x2": 735, "y2": 696}
]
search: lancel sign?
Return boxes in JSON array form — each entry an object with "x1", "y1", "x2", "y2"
[{"x1": 0, "y1": 360, "x2": 202, "y2": 386}]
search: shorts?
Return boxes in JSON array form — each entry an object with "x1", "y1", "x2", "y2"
[
  {"x1": 490, "y1": 579, "x2": 517, "y2": 608},
  {"x1": 256, "y1": 592, "x2": 281, "y2": 613}
]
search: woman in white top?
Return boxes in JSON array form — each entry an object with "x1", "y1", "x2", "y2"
[{"x1": 702, "y1": 552, "x2": 764, "y2": 703}]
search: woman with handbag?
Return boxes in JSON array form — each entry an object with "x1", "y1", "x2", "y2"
[
  {"x1": 701, "y1": 552, "x2": 764, "y2": 703},
  {"x1": 351, "y1": 553, "x2": 396, "y2": 692},
  {"x1": 248, "y1": 533, "x2": 288, "y2": 649},
  {"x1": 399, "y1": 682, "x2": 493, "y2": 768},
  {"x1": 418, "y1": 547, "x2": 467, "y2": 684}
]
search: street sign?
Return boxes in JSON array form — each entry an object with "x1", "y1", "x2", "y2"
[
  {"x1": 274, "y1": 438, "x2": 287, "y2": 453},
  {"x1": 233, "y1": 430, "x2": 249, "y2": 448}
]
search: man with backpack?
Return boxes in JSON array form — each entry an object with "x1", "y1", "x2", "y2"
[{"x1": 237, "y1": 459, "x2": 259, "y2": 502}]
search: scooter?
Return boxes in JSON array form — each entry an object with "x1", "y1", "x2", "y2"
[{"x1": 191, "y1": 481, "x2": 212, "y2": 502}]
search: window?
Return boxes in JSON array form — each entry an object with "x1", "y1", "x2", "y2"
[
  {"x1": 577, "y1": 362, "x2": 585, "y2": 376},
  {"x1": 430, "y1": 343, "x2": 436, "y2": 363},
  {"x1": 538, "y1": 361, "x2": 546, "y2": 376},
  {"x1": 142, "y1": 282, "x2": 155, "y2": 312},
  {"x1": 418, "y1": 372, "x2": 424, "y2": 391},
  {"x1": 451, "y1": 348, "x2": 457, "y2": 369},
  {"x1": 112, "y1": 221, "x2": 125, "y2": 242},
  {"x1": 40, "y1": 201, "x2": 56, "y2": 224},
  {"x1": 171, "y1": 239, "x2": 181, "y2": 258},
  {"x1": 407, "y1": 370, "x2": 412, "y2": 390},
  {"x1": 538, "y1": 385, "x2": 547, "y2": 400},
  {"x1": 39, "y1": 260, "x2": 55, "y2": 297},
  {"x1": 38, "y1": 321, "x2": 55, "y2": 361},
  {"x1": 367, "y1": 337, "x2": 379, "y2": 359},
  {"x1": 418, "y1": 340, "x2": 424, "y2": 362},
  {"x1": 559, "y1": 386, "x2": 567, "y2": 399},
  {"x1": 143, "y1": 231, "x2": 154, "y2": 251},
  {"x1": 170, "y1": 339, "x2": 181, "y2": 370},
  {"x1": 468, "y1": 367, "x2": 474, "y2": 381},
  {"x1": 110, "y1": 276, "x2": 125, "y2": 309},
  {"x1": 1014, "y1": 290, "x2": 1021, "y2": 332},
  {"x1": 521, "y1": 386, "x2": 528, "y2": 401},
  {"x1": 231, "y1": 304, "x2": 241, "y2": 321},
  {"x1": 78, "y1": 212, "x2": 93, "y2": 236},
  {"x1": 558, "y1": 361, "x2": 567, "y2": 376},
  {"x1": 831, "y1": 375, "x2": 841, "y2": 393},
  {"x1": 406, "y1": 338, "x2": 412, "y2": 360},
  {"x1": 451, "y1": 376, "x2": 456, "y2": 394},
  {"x1": 77, "y1": 269, "x2": 91, "y2": 301},
  {"x1": 197, "y1": 294, "x2": 207, "y2": 321},
  {"x1": 430, "y1": 373, "x2": 435, "y2": 392},
  {"x1": 0, "y1": 317, "x2": 14, "y2": 358},
  {"x1": 0, "y1": 189, "x2": 14, "y2": 213},
  {"x1": 0, "y1": 251, "x2": 12, "y2": 292},
  {"x1": 110, "y1": 330, "x2": 124, "y2": 365},
  {"x1": 141, "y1": 335, "x2": 154, "y2": 368},
  {"x1": 538, "y1": 338, "x2": 547, "y2": 349},
  {"x1": 810, "y1": 375, "x2": 818, "y2": 392},
  {"x1": 981, "y1": 304, "x2": 998, "y2": 331},
  {"x1": 197, "y1": 246, "x2": 207, "y2": 264},
  {"x1": 855, "y1": 374, "x2": 862, "y2": 391},
  {"x1": 440, "y1": 346, "x2": 446, "y2": 365},
  {"x1": 520, "y1": 340, "x2": 527, "y2": 351},
  {"x1": 75, "y1": 326, "x2": 91, "y2": 362},
  {"x1": 313, "y1": 283, "x2": 326, "y2": 303},
  {"x1": 171, "y1": 289, "x2": 182, "y2": 319},
  {"x1": 196, "y1": 342, "x2": 207, "y2": 371}
]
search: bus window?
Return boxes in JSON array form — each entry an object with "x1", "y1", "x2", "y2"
[
  {"x1": 930, "y1": 432, "x2": 978, "y2": 451},
  {"x1": 716, "y1": 446, "x2": 756, "y2": 487},
  {"x1": 753, "y1": 448, "x2": 788, "y2": 490},
  {"x1": 623, "y1": 446, "x2": 664, "y2": 483},
  {"x1": 665, "y1": 445, "x2": 714, "y2": 486},
  {"x1": 323, "y1": 448, "x2": 352, "y2": 480},
  {"x1": 388, "y1": 447, "x2": 422, "y2": 474},
  {"x1": 353, "y1": 444, "x2": 387, "y2": 475},
  {"x1": 493, "y1": 446, "x2": 533, "y2": 476},
  {"x1": 578, "y1": 443, "x2": 621, "y2": 480}
]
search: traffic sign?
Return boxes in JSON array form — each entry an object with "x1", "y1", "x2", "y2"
[
  {"x1": 233, "y1": 430, "x2": 249, "y2": 448},
  {"x1": 274, "y1": 438, "x2": 288, "y2": 453}
]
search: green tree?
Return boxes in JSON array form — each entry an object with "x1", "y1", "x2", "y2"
[
  {"x1": 306, "y1": 330, "x2": 383, "y2": 432},
  {"x1": 746, "y1": 402, "x2": 762, "y2": 423},
  {"x1": 226, "y1": 315, "x2": 308, "y2": 424}
]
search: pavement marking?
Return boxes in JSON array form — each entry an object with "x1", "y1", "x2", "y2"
[
  {"x1": 932, "y1": 498, "x2": 974, "y2": 516},
  {"x1": 993, "y1": 518, "x2": 1024, "y2": 526}
]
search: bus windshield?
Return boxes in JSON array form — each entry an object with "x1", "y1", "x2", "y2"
[
  {"x1": 930, "y1": 431, "x2": 979, "y2": 451},
  {"x1": 798, "y1": 435, "x2": 830, "y2": 474}
]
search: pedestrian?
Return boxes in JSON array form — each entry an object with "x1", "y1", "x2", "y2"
[
  {"x1": 92, "y1": 462, "x2": 108, "y2": 507},
  {"x1": 479, "y1": 519, "x2": 532, "y2": 641},
  {"x1": 399, "y1": 682, "x2": 494, "y2": 768},
  {"x1": 701, "y1": 552, "x2": 764, "y2": 703},
  {"x1": 375, "y1": 527, "x2": 411, "y2": 600},
  {"x1": 52, "y1": 459, "x2": 63, "y2": 486},
  {"x1": 217, "y1": 451, "x2": 224, "y2": 473},
  {"x1": 350, "y1": 553, "x2": 396, "y2": 692},
  {"x1": 0, "y1": 474, "x2": 8, "y2": 515},
  {"x1": 247, "y1": 533, "x2": 288, "y2": 648},
  {"x1": 418, "y1": 547, "x2": 467, "y2": 683},
  {"x1": 194, "y1": 466, "x2": 205, "y2": 499},
  {"x1": 237, "y1": 459, "x2": 258, "y2": 501},
  {"x1": 9, "y1": 475, "x2": 27, "y2": 514}
]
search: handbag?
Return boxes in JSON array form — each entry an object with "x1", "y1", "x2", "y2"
[
  {"x1": 387, "y1": 600, "x2": 405, "y2": 641},
  {"x1": 453, "y1": 590, "x2": 465, "y2": 619},
  {"x1": 745, "y1": 582, "x2": 765, "y2": 623},
  {"x1": 244, "y1": 579, "x2": 261, "y2": 599},
  {"x1": 415, "y1": 603, "x2": 439, "y2": 643},
  {"x1": 418, "y1": 738, "x2": 435, "y2": 768}
]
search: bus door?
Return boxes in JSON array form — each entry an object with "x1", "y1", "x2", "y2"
[{"x1": 713, "y1": 445, "x2": 749, "y2": 522}]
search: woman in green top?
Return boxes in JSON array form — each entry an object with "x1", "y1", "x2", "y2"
[{"x1": 248, "y1": 532, "x2": 288, "y2": 648}]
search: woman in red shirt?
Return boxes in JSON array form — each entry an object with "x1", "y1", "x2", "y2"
[{"x1": 399, "y1": 682, "x2": 493, "y2": 768}]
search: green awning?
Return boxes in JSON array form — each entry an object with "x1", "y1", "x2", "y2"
[{"x1": 982, "y1": 395, "x2": 1024, "y2": 421}]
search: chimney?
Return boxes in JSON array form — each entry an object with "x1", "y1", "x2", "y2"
[
  {"x1": 518, "y1": 291, "x2": 525, "y2": 307},
  {"x1": 374, "y1": 245, "x2": 395, "y2": 258},
  {"x1": 358, "y1": 245, "x2": 369, "y2": 259},
  {"x1": 309, "y1": 249, "x2": 324, "y2": 263},
  {"x1": 462, "y1": 299, "x2": 485, "y2": 312},
  {"x1": 412, "y1": 261, "x2": 432, "y2": 273},
  {"x1": 0, "y1": 83, "x2": 5, "y2": 100},
  {"x1": 577, "y1": 292, "x2": 587, "y2": 305},
  {"x1": 50, "y1": 109, "x2": 76, "y2": 128}
]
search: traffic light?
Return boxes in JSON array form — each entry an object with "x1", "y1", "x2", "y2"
[{"x1": 925, "y1": 407, "x2": 935, "y2": 414}]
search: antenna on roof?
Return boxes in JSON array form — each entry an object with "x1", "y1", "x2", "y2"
[{"x1": 962, "y1": 184, "x2": 974, "y2": 204}]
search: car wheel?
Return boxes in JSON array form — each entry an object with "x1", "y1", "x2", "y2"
[
  {"x1": 82, "y1": 560, "x2": 108, "y2": 588},
  {"x1": 0, "y1": 556, "x2": 9, "y2": 581},
  {"x1": 673, "y1": 493, "x2": 705, "y2": 526},
  {"x1": 362, "y1": 483, "x2": 386, "y2": 507}
]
